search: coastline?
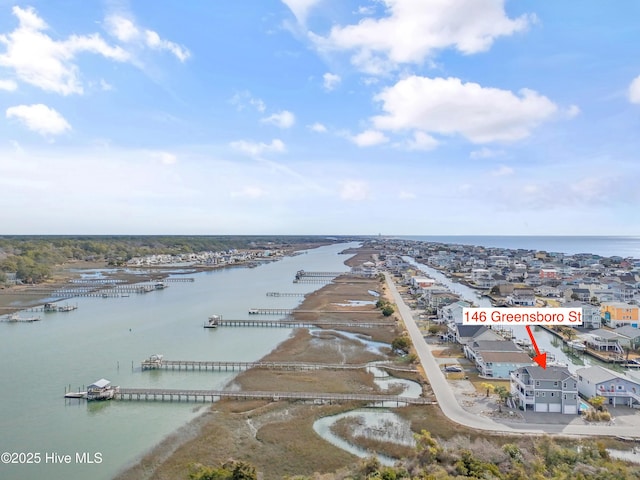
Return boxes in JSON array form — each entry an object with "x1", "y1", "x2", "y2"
[{"x1": 113, "y1": 247, "x2": 412, "y2": 480}]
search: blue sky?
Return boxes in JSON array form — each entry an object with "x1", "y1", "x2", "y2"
[{"x1": 1, "y1": 0, "x2": 639, "y2": 235}]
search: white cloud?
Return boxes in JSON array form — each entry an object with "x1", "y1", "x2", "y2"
[
  {"x1": 312, "y1": 0, "x2": 531, "y2": 74},
  {"x1": 230, "y1": 139, "x2": 286, "y2": 156},
  {"x1": 350, "y1": 129, "x2": 389, "y2": 147},
  {"x1": 340, "y1": 180, "x2": 370, "y2": 201},
  {"x1": 104, "y1": 14, "x2": 190, "y2": 62},
  {"x1": 230, "y1": 91, "x2": 266, "y2": 112},
  {"x1": 261, "y1": 110, "x2": 296, "y2": 128},
  {"x1": 150, "y1": 151, "x2": 177, "y2": 165},
  {"x1": 629, "y1": 75, "x2": 640, "y2": 104},
  {"x1": 491, "y1": 165, "x2": 514, "y2": 176},
  {"x1": 404, "y1": 131, "x2": 438, "y2": 151},
  {"x1": 565, "y1": 105, "x2": 580, "y2": 118},
  {"x1": 230, "y1": 186, "x2": 267, "y2": 199},
  {"x1": 470, "y1": 147, "x2": 503, "y2": 159},
  {"x1": 99, "y1": 79, "x2": 113, "y2": 91},
  {"x1": 372, "y1": 76, "x2": 558, "y2": 143},
  {"x1": 323, "y1": 72, "x2": 341, "y2": 91},
  {"x1": 6, "y1": 103, "x2": 71, "y2": 135},
  {"x1": 0, "y1": 79, "x2": 17, "y2": 91},
  {"x1": 309, "y1": 122, "x2": 327, "y2": 132},
  {"x1": 281, "y1": 0, "x2": 323, "y2": 25},
  {"x1": 0, "y1": 6, "x2": 130, "y2": 95}
]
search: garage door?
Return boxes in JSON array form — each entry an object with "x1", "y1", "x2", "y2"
[
  {"x1": 535, "y1": 403, "x2": 548, "y2": 412},
  {"x1": 549, "y1": 403, "x2": 562, "y2": 413},
  {"x1": 564, "y1": 405, "x2": 577, "y2": 415}
]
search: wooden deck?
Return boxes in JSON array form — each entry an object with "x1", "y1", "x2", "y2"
[{"x1": 115, "y1": 388, "x2": 432, "y2": 406}]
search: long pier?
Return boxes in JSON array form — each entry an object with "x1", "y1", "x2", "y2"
[
  {"x1": 114, "y1": 388, "x2": 430, "y2": 406},
  {"x1": 266, "y1": 292, "x2": 306, "y2": 297},
  {"x1": 215, "y1": 319, "x2": 396, "y2": 328},
  {"x1": 141, "y1": 359, "x2": 416, "y2": 373}
]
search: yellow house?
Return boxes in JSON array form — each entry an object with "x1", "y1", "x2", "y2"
[{"x1": 601, "y1": 302, "x2": 639, "y2": 328}]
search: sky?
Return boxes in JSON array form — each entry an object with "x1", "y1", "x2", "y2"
[{"x1": 0, "y1": 0, "x2": 639, "y2": 235}]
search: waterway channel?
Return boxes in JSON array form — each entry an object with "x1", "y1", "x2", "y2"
[
  {"x1": 403, "y1": 257, "x2": 615, "y2": 373},
  {"x1": 0, "y1": 242, "x2": 357, "y2": 480}
]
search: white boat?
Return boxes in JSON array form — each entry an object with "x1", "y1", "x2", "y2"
[
  {"x1": 4, "y1": 313, "x2": 41, "y2": 323},
  {"x1": 567, "y1": 340, "x2": 586, "y2": 352},
  {"x1": 204, "y1": 314, "x2": 221, "y2": 328}
]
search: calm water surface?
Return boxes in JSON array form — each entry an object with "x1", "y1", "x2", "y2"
[{"x1": 0, "y1": 242, "x2": 357, "y2": 480}]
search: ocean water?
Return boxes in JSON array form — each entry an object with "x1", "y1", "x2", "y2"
[
  {"x1": 0, "y1": 242, "x2": 357, "y2": 480},
  {"x1": 395, "y1": 236, "x2": 640, "y2": 259}
]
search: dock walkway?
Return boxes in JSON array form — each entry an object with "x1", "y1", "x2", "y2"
[
  {"x1": 141, "y1": 359, "x2": 417, "y2": 373},
  {"x1": 215, "y1": 318, "x2": 395, "y2": 328},
  {"x1": 115, "y1": 388, "x2": 430, "y2": 406}
]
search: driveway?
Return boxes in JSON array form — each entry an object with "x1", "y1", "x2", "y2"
[{"x1": 385, "y1": 272, "x2": 640, "y2": 439}]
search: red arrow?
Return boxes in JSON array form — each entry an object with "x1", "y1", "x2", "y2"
[{"x1": 526, "y1": 325, "x2": 547, "y2": 369}]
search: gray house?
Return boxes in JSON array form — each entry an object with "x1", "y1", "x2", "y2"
[
  {"x1": 576, "y1": 365, "x2": 640, "y2": 408},
  {"x1": 510, "y1": 365, "x2": 579, "y2": 414}
]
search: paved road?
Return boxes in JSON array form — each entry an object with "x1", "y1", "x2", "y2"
[{"x1": 385, "y1": 272, "x2": 640, "y2": 439}]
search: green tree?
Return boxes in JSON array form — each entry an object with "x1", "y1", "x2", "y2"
[{"x1": 391, "y1": 336, "x2": 410, "y2": 354}]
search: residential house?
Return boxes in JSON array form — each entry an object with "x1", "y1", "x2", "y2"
[
  {"x1": 448, "y1": 324, "x2": 502, "y2": 346},
  {"x1": 613, "y1": 326, "x2": 640, "y2": 349},
  {"x1": 563, "y1": 301, "x2": 601, "y2": 329},
  {"x1": 601, "y1": 302, "x2": 639, "y2": 328},
  {"x1": 506, "y1": 288, "x2": 536, "y2": 307},
  {"x1": 464, "y1": 340, "x2": 532, "y2": 378},
  {"x1": 584, "y1": 329, "x2": 624, "y2": 358},
  {"x1": 438, "y1": 300, "x2": 471, "y2": 324},
  {"x1": 576, "y1": 366, "x2": 640, "y2": 408},
  {"x1": 510, "y1": 365, "x2": 579, "y2": 414}
]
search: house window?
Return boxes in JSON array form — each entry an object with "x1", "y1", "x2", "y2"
[
  {"x1": 553, "y1": 381, "x2": 558, "y2": 386},
  {"x1": 563, "y1": 394, "x2": 567, "y2": 400},
  {"x1": 536, "y1": 381, "x2": 540, "y2": 386},
  {"x1": 573, "y1": 394, "x2": 576, "y2": 399},
  {"x1": 550, "y1": 392, "x2": 555, "y2": 397},
  {"x1": 541, "y1": 392, "x2": 545, "y2": 397},
  {"x1": 563, "y1": 382, "x2": 567, "y2": 388},
  {"x1": 536, "y1": 392, "x2": 540, "y2": 397}
]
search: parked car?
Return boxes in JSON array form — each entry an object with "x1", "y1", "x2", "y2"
[{"x1": 444, "y1": 365, "x2": 463, "y2": 372}]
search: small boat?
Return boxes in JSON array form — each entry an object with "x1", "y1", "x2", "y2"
[
  {"x1": 4, "y1": 313, "x2": 41, "y2": 323},
  {"x1": 567, "y1": 340, "x2": 586, "y2": 352},
  {"x1": 154, "y1": 282, "x2": 168, "y2": 290},
  {"x1": 204, "y1": 314, "x2": 221, "y2": 328}
]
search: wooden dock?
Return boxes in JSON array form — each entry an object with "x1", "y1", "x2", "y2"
[
  {"x1": 114, "y1": 388, "x2": 431, "y2": 406},
  {"x1": 266, "y1": 292, "x2": 306, "y2": 297},
  {"x1": 141, "y1": 358, "x2": 416, "y2": 373},
  {"x1": 215, "y1": 318, "x2": 396, "y2": 328}
]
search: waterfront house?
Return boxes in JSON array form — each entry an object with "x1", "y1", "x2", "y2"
[
  {"x1": 506, "y1": 288, "x2": 536, "y2": 307},
  {"x1": 438, "y1": 300, "x2": 471, "y2": 324},
  {"x1": 584, "y1": 329, "x2": 624, "y2": 358},
  {"x1": 464, "y1": 340, "x2": 532, "y2": 378},
  {"x1": 613, "y1": 326, "x2": 640, "y2": 349},
  {"x1": 601, "y1": 302, "x2": 639, "y2": 328},
  {"x1": 510, "y1": 365, "x2": 579, "y2": 414},
  {"x1": 449, "y1": 324, "x2": 502, "y2": 345},
  {"x1": 563, "y1": 301, "x2": 602, "y2": 329},
  {"x1": 576, "y1": 366, "x2": 640, "y2": 408}
]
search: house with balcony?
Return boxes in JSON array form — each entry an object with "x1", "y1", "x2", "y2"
[
  {"x1": 464, "y1": 340, "x2": 532, "y2": 378},
  {"x1": 510, "y1": 365, "x2": 579, "y2": 414},
  {"x1": 601, "y1": 302, "x2": 639, "y2": 328},
  {"x1": 438, "y1": 300, "x2": 471, "y2": 324},
  {"x1": 576, "y1": 365, "x2": 640, "y2": 408},
  {"x1": 448, "y1": 324, "x2": 502, "y2": 345},
  {"x1": 584, "y1": 329, "x2": 624, "y2": 359},
  {"x1": 506, "y1": 288, "x2": 536, "y2": 306},
  {"x1": 563, "y1": 301, "x2": 601, "y2": 329}
]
